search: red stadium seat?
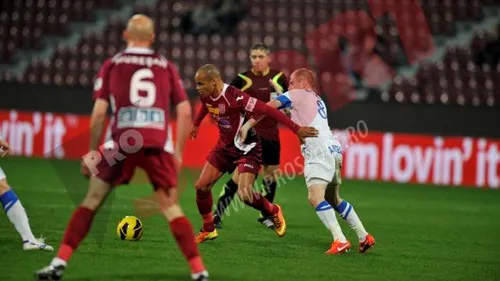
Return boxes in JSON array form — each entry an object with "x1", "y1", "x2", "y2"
[{"x1": 1, "y1": 0, "x2": 496, "y2": 109}]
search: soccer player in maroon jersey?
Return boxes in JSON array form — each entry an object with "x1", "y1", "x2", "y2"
[
  {"x1": 35, "y1": 15, "x2": 210, "y2": 281},
  {"x1": 213, "y1": 43, "x2": 288, "y2": 229},
  {"x1": 191, "y1": 64, "x2": 318, "y2": 243}
]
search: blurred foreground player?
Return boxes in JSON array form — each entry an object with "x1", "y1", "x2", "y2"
[
  {"x1": 0, "y1": 137, "x2": 54, "y2": 251},
  {"x1": 213, "y1": 43, "x2": 288, "y2": 229},
  {"x1": 35, "y1": 15, "x2": 209, "y2": 281},
  {"x1": 191, "y1": 64, "x2": 318, "y2": 243},
  {"x1": 239, "y1": 68, "x2": 375, "y2": 254}
]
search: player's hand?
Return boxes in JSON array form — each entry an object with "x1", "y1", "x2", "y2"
[
  {"x1": 269, "y1": 79, "x2": 283, "y2": 94},
  {"x1": 0, "y1": 139, "x2": 12, "y2": 157},
  {"x1": 283, "y1": 108, "x2": 292, "y2": 118},
  {"x1": 297, "y1": 126, "x2": 319, "y2": 139},
  {"x1": 80, "y1": 159, "x2": 91, "y2": 179},
  {"x1": 190, "y1": 125, "x2": 199, "y2": 140},
  {"x1": 239, "y1": 123, "x2": 252, "y2": 143}
]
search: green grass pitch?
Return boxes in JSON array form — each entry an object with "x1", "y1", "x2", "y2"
[{"x1": 0, "y1": 156, "x2": 499, "y2": 280}]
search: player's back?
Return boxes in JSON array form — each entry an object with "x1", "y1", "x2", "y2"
[
  {"x1": 94, "y1": 47, "x2": 187, "y2": 149},
  {"x1": 282, "y1": 89, "x2": 341, "y2": 155},
  {"x1": 284, "y1": 89, "x2": 331, "y2": 138}
]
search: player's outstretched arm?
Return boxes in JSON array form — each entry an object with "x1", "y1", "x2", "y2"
[
  {"x1": 191, "y1": 104, "x2": 209, "y2": 139},
  {"x1": 245, "y1": 98, "x2": 318, "y2": 139},
  {"x1": 239, "y1": 99, "x2": 281, "y2": 141},
  {"x1": 175, "y1": 100, "x2": 192, "y2": 169}
]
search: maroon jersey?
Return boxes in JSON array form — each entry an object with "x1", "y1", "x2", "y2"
[
  {"x1": 231, "y1": 69, "x2": 288, "y2": 141},
  {"x1": 198, "y1": 84, "x2": 260, "y2": 151},
  {"x1": 93, "y1": 47, "x2": 187, "y2": 150}
]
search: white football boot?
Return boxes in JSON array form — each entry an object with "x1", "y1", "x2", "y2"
[{"x1": 23, "y1": 237, "x2": 54, "y2": 251}]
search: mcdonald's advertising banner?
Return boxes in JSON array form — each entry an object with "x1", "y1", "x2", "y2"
[{"x1": 1, "y1": 110, "x2": 498, "y2": 189}]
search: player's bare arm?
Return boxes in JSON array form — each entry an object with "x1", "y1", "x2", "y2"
[
  {"x1": 81, "y1": 98, "x2": 109, "y2": 177},
  {"x1": 89, "y1": 98, "x2": 109, "y2": 151},
  {"x1": 239, "y1": 99, "x2": 281, "y2": 141},
  {"x1": 175, "y1": 100, "x2": 192, "y2": 169},
  {"x1": 241, "y1": 96, "x2": 318, "y2": 141},
  {"x1": 191, "y1": 103, "x2": 209, "y2": 139},
  {"x1": 0, "y1": 138, "x2": 12, "y2": 157}
]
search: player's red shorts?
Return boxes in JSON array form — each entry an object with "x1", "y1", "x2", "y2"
[
  {"x1": 207, "y1": 141, "x2": 262, "y2": 175},
  {"x1": 95, "y1": 147, "x2": 177, "y2": 190}
]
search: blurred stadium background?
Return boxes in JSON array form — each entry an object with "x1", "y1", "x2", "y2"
[{"x1": 0, "y1": 0, "x2": 499, "y2": 280}]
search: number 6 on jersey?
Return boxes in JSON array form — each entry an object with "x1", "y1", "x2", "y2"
[{"x1": 130, "y1": 68, "x2": 156, "y2": 107}]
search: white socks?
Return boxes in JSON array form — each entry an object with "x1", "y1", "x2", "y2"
[
  {"x1": 0, "y1": 189, "x2": 37, "y2": 242},
  {"x1": 51, "y1": 257, "x2": 68, "y2": 267},
  {"x1": 315, "y1": 201, "x2": 347, "y2": 242},
  {"x1": 334, "y1": 200, "x2": 368, "y2": 241}
]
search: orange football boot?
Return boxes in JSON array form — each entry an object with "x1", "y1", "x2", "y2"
[
  {"x1": 325, "y1": 240, "x2": 351, "y2": 255},
  {"x1": 359, "y1": 234, "x2": 376, "y2": 253},
  {"x1": 271, "y1": 204, "x2": 286, "y2": 237},
  {"x1": 194, "y1": 229, "x2": 218, "y2": 244}
]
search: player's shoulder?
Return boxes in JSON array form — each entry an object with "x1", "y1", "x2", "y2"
[
  {"x1": 284, "y1": 88, "x2": 306, "y2": 98},
  {"x1": 225, "y1": 84, "x2": 243, "y2": 97},
  {"x1": 225, "y1": 84, "x2": 248, "y2": 102}
]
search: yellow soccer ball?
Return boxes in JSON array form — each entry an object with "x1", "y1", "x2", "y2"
[{"x1": 117, "y1": 216, "x2": 143, "y2": 241}]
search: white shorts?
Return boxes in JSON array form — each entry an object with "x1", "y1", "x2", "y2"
[
  {"x1": 0, "y1": 166, "x2": 5, "y2": 181},
  {"x1": 302, "y1": 141, "x2": 343, "y2": 188}
]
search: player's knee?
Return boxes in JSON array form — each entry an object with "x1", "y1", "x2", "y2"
[
  {"x1": 325, "y1": 184, "x2": 341, "y2": 207},
  {"x1": 82, "y1": 194, "x2": 104, "y2": 210},
  {"x1": 330, "y1": 185, "x2": 342, "y2": 207},
  {"x1": 163, "y1": 204, "x2": 184, "y2": 222},
  {"x1": 194, "y1": 178, "x2": 212, "y2": 192},
  {"x1": 237, "y1": 185, "x2": 253, "y2": 202},
  {"x1": 263, "y1": 173, "x2": 276, "y2": 184},
  {"x1": 82, "y1": 189, "x2": 108, "y2": 210},
  {"x1": 307, "y1": 193, "x2": 322, "y2": 207},
  {"x1": 156, "y1": 188, "x2": 177, "y2": 211},
  {"x1": 307, "y1": 188, "x2": 325, "y2": 207},
  {"x1": 262, "y1": 165, "x2": 279, "y2": 182},
  {"x1": 0, "y1": 179, "x2": 11, "y2": 195}
]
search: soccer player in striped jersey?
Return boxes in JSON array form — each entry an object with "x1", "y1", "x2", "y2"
[{"x1": 239, "y1": 68, "x2": 376, "y2": 254}]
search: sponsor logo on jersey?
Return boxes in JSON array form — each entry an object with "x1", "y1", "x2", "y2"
[
  {"x1": 218, "y1": 118, "x2": 231, "y2": 132},
  {"x1": 245, "y1": 97, "x2": 257, "y2": 112},
  {"x1": 207, "y1": 104, "x2": 220, "y2": 115},
  {"x1": 218, "y1": 103, "x2": 226, "y2": 114},
  {"x1": 117, "y1": 107, "x2": 165, "y2": 129}
]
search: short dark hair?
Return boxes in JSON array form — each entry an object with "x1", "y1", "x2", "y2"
[{"x1": 250, "y1": 43, "x2": 270, "y2": 54}]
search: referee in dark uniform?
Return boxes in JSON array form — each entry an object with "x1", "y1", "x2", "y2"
[{"x1": 213, "y1": 43, "x2": 288, "y2": 229}]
